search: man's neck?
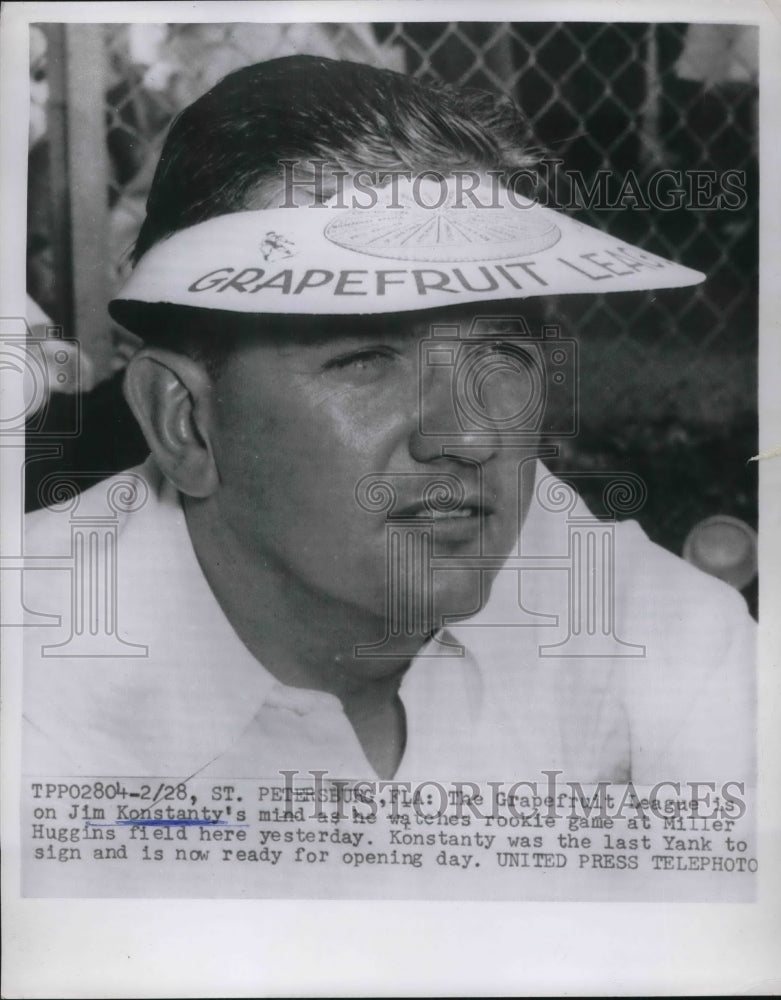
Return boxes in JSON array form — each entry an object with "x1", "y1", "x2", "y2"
[{"x1": 182, "y1": 495, "x2": 427, "y2": 775}]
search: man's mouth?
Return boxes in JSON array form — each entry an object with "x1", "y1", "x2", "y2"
[
  {"x1": 426, "y1": 508, "x2": 477, "y2": 519},
  {"x1": 392, "y1": 499, "x2": 493, "y2": 520}
]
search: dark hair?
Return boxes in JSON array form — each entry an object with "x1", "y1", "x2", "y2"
[
  {"x1": 127, "y1": 55, "x2": 538, "y2": 375},
  {"x1": 134, "y1": 54, "x2": 537, "y2": 262}
]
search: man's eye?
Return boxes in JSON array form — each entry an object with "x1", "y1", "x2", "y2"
[
  {"x1": 486, "y1": 340, "x2": 521, "y2": 355},
  {"x1": 324, "y1": 348, "x2": 396, "y2": 373},
  {"x1": 464, "y1": 340, "x2": 522, "y2": 360}
]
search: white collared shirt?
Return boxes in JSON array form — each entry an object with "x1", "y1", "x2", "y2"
[{"x1": 22, "y1": 459, "x2": 755, "y2": 785}]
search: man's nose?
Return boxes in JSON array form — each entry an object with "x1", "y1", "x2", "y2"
[{"x1": 407, "y1": 362, "x2": 501, "y2": 465}]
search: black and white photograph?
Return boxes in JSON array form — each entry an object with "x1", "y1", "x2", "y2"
[{"x1": 2, "y1": 0, "x2": 779, "y2": 995}]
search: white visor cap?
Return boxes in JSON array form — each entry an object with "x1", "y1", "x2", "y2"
[{"x1": 110, "y1": 175, "x2": 705, "y2": 323}]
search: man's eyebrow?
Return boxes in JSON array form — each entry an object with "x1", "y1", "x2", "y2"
[
  {"x1": 275, "y1": 320, "x2": 420, "y2": 347},
  {"x1": 264, "y1": 307, "x2": 549, "y2": 348}
]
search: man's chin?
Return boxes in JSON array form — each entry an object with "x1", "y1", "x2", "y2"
[
  {"x1": 430, "y1": 568, "x2": 495, "y2": 629},
  {"x1": 343, "y1": 566, "x2": 499, "y2": 644}
]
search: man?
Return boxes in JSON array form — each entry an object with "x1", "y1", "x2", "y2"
[{"x1": 23, "y1": 56, "x2": 754, "y2": 785}]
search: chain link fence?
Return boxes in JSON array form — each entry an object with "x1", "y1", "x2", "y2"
[{"x1": 27, "y1": 20, "x2": 758, "y2": 591}]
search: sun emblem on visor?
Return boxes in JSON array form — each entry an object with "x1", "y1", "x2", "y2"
[{"x1": 324, "y1": 190, "x2": 561, "y2": 263}]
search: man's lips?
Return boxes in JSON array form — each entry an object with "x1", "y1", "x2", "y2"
[{"x1": 391, "y1": 497, "x2": 495, "y2": 520}]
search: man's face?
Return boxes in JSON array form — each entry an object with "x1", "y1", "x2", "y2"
[{"x1": 204, "y1": 306, "x2": 543, "y2": 639}]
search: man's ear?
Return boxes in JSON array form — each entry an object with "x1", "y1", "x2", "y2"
[{"x1": 123, "y1": 348, "x2": 219, "y2": 498}]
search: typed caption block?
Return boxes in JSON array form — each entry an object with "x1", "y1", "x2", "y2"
[{"x1": 22, "y1": 775, "x2": 756, "y2": 901}]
